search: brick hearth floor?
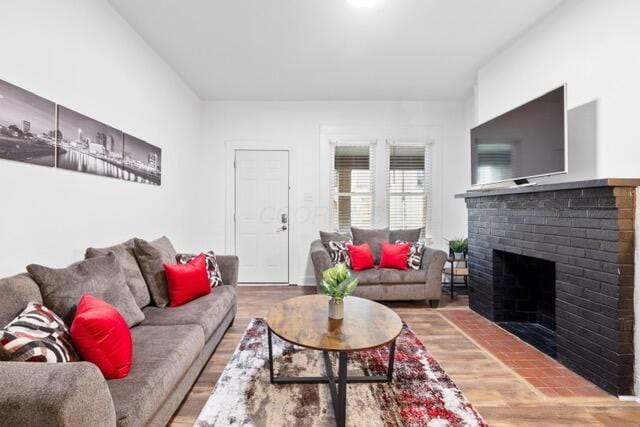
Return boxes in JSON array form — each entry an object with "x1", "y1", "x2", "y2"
[{"x1": 440, "y1": 309, "x2": 607, "y2": 398}]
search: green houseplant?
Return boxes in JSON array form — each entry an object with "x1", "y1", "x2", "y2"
[
  {"x1": 448, "y1": 237, "x2": 468, "y2": 260},
  {"x1": 319, "y1": 263, "x2": 359, "y2": 319}
]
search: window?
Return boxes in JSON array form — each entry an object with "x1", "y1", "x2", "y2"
[
  {"x1": 387, "y1": 142, "x2": 431, "y2": 237},
  {"x1": 330, "y1": 143, "x2": 375, "y2": 232}
]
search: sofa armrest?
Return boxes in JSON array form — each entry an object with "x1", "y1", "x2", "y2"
[
  {"x1": 217, "y1": 255, "x2": 239, "y2": 287},
  {"x1": 421, "y1": 247, "x2": 447, "y2": 300},
  {"x1": 310, "y1": 239, "x2": 332, "y2": 288},
  {"x1": 0, "y1": 361, "x2": 115, "y2": 427}
]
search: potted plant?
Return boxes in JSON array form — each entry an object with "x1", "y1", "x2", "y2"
[
  {"x1": 449, "y1": 238, "x2": 468, "y2": 260},
  {"x1": 319, "y1": 263, "x2": 359, "y2": 320}
]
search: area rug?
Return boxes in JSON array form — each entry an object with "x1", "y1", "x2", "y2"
[{"x1": 196, "y1": 318, "x2": 487, "y2": 427}]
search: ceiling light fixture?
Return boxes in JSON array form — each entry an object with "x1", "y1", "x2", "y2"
[{"x1": 347, "y1": 0, "x2": 384, "y2": 8}]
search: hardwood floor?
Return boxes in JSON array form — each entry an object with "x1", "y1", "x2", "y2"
[{"x1": 169, "y1": 286, "x2": 640, "y2": 426}]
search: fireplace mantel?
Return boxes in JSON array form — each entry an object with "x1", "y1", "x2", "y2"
[
  {"x1": 459, "y1": 178, "x2": 638, "y2": 395},
  {"x1": 456, "y1": 178, "x2": 640, "y2": 199}
]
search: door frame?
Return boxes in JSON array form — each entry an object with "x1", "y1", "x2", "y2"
[{"x1": 230, "y1": 145, "x2": 290, "y2": 284}]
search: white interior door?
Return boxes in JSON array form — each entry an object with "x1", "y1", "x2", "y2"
[{"x1": 235, "y1": 150, "x2": 289, "y2": 283}]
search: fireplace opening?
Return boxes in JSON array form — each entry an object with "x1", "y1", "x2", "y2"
[{"x1": 492, "y1": 250, "x2": 556, "y2": 357}]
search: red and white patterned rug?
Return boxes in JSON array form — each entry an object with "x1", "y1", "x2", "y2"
[{"x1": 196, "y1": 318, "x2": 487, "y2": 427}]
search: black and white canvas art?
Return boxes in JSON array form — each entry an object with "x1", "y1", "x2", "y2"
[
  {"x1": 0, "y1": 79, "x2": 56, "y2": 167},
  {"x1": 123, "y1": 133, "x2": 161, "y2": 185},
  {"x1": 57, "y1": 105, "x2": 125, "y2": 179}
]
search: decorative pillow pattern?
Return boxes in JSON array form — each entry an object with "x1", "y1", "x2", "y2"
[
  {"x1": 325, "y1": 240, "x2": 352, "y2": 268},
  {"x1": 396, "y1": 240, "x2": 426, "y2": 270},
  {"x1": 0, "y1": 302, "x2": 78, "y2": 363},
  {"x1": 176, "y1": 251, "x2": 223, "y2": 287}
]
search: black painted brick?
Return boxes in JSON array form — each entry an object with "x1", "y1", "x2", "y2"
[{"x1": 464, "y1": 184, "x2": 636, "y2": 395}]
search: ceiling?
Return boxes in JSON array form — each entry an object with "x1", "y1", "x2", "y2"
[{"x1": 109, "y1": 0, "x2": 563, "y2": 101}]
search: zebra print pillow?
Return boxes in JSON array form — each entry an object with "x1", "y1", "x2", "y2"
[
  {"x1": 395, "y1": 240, "x2": 426, "y2": 270},
  {"x1": 325, "y1": 240, "x2": 352, "y2": 268},
  {"x1": 177, "y1": 251, "x2": 223, "y2": 287},
  {"x1": 0, "y1": 302, "x2": 78, "y2": 363}
]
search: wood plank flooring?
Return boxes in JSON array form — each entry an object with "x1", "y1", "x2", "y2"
[{"x1": 169, "y1": 286, "x2": 640, "y2": 426}]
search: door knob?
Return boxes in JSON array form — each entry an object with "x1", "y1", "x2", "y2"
[{"x1": 277, "y1": 225, "x2": 288, "y2": 232}]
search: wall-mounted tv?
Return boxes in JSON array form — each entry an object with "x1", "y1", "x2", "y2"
[{"x1": 470, "y1": 85, "x2": 567, "y2": 186}]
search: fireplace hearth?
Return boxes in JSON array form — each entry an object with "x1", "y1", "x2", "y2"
[{"x1": 457, "y1": 179, "x2": 639, "y2": 395}]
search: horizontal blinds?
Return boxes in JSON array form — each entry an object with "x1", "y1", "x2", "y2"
[
  {"x1": 476, "y1": 142, "x2": 512, "y2": 184},
  {"x1": 331, "y1": 144, "x2": 375, "y2": 232},
  {"x1": 388, "y1": 143, "x2": 429, "y2": 236}
]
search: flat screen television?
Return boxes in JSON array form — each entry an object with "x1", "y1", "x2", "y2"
[{"x1": 470, "y1": 85, "x2": 567, "y2": 186}]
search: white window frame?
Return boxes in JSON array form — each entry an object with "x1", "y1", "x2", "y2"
[
  {"x1": 386, "y1": 140, "x2": 434, "y2": 243},
  {"x1": 329, "y1": 140, "x2": 377, "y2": 232}
]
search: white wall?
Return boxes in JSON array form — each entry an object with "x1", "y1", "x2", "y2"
[
  {"x1": 475, "y1": 0, "x2": 640, "y2": 182},
  {"x1": 475, "y1": 0, "x2": 640, "y2": 395},
  {"x1": 198, "y1": 101, "x2": 469, "y2": 285},
  {"x1": 0, "y1": 0, "x2": 203, "y2": 276}
]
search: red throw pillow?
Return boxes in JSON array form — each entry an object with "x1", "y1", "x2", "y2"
[
  {"x1": 379, "y1": 241, "x2": 411, "y2": 270},
  {"x1": 70, "y1": 294, "x2": 132, "y2": 379},
  {"x1": 164, "y1": 253, "x2": 211, "y2": 307},
  {"x1": 347, "y1": 242, "x2": 375, "y2": 271}
]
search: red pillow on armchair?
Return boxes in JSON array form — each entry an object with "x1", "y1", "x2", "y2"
[
  {"x1": 346, "y1": 242, "x2": 375, "y2": 271},
  {"x1": 379, "y1": 241, "x2": 411, "y2": 270}
]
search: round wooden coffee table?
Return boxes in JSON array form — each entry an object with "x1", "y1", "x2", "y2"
[{"x1": 266, "y1": 294, "x2": 403, "y2": 427}]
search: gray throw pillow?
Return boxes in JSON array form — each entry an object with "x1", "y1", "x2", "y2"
[
  {"x1": 85, "y1": 238, "x2": 151, "y2": 308},
  {"x1": 133, "y1": 236, "x2": 177, "y2": 307},
  {"x1": 390, "y1": 228, "x2": 423, "y2": 243},
  {"x1": 26, "y1": 253, "x2": 145, "y2": 327},
  {"x1": 351, "y1": 227, "x2": 390, "y2": 264},
  {"x1": 319, "y1": 230, "x2": 351, "y2": 244}
]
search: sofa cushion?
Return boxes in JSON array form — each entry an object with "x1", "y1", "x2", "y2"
[
  {"x1": 85, "y1": 239, "x2": 151, "y2": 308},
  {"x1": 350, "y1": 268, "x2": 381, "y2": 285},
  {"x1": 107, "y1": 324, "x2": 204, "y2": 427},
  {"x1": 379, "y1": 242, "x2": 410, "y2": 270},
  {"x1": 140, "y1": 285, "x2": 236, "y2": 339},
  {"x1": 27, "y1": 254, "x2": 145, "y2": 328},
  {"x1": 347, "y1": 242, "x2": 375, "y2": 271},
  {"x1": 164, "y1": 254, "x2": 211, "y2": 307},
  {"x1": 71, "y1": 295, "x2": 132, "y2": 379},
  {"x1": 389, "y1": 228, "x2": 422, "y2": 243},
  {"x1": 351, "y1": 227, "x2": 390, "y2": 264},
  {"x1": 379, "y1": 268, "x2": 427, "y2": 284},
  {"x1": 319, "y1": 230, "x2": 351, "y2": 243},
  {"x1": 0, "y1": 302, "x2": 78, "y2": 362},
  {"x1": 177, "y1": 251, "x2": 224, "y2": 287},
  {"x1": 0, "y1": 273, "x2": 42, "y2": 328},
  {"x1": 133, "y1": 237, "x2": 177, "y2": 308}
]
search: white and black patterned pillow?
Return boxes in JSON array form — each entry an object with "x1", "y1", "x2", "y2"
[
  {"x1": 177, "y1": 251, "x2": 223, "y2": 287},
  {"x1": 395, "y1": 240, "x2": 426, "y2": 270},
  {"x1": 325, "y1": 240, "x2": 352, "y2": 268},
  {"x1": 0, "y1": 302, "x2": 78, "y2": 363}
]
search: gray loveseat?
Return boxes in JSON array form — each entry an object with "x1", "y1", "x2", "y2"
[
  {"x1": 0, "y1": 240, "x2": 237, "y2": 427},
  {"x1": 311, "y1": 227, "x2": 447, "y2": 307}
]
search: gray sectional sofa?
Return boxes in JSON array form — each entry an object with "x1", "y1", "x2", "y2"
[
  {"x1": 0, "y1": 240, "x2": 238, "y2": 427},
  {"x1": 311, "y1": 227, "x2": 447, "y2": 307}
]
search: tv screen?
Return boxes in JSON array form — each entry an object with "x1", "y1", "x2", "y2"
[{"x1": 470, "y1": 85, "x2": 567, "y2": 186}]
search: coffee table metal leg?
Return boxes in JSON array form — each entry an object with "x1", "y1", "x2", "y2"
[
  {"x1": 336, "y1": 351, "x2": 348, "y2": 427},
  {"x1": 267, "y1": 327, "x2": 274, "y2": 384},
  {"x1": 387, "y1": 339, "x2": 396, "y2": 382}
]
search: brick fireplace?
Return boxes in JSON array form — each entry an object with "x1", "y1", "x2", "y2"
[{"x1": 457, "y1": 179, "x2": 638, "y2": 395}]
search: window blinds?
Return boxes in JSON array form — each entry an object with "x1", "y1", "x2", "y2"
[
  {"x1": 330, "y1": 144, "x2": 375, "y2": 232},
  {"x1": 387, "y1": 143, "x2": 431, "y2": 237}
]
